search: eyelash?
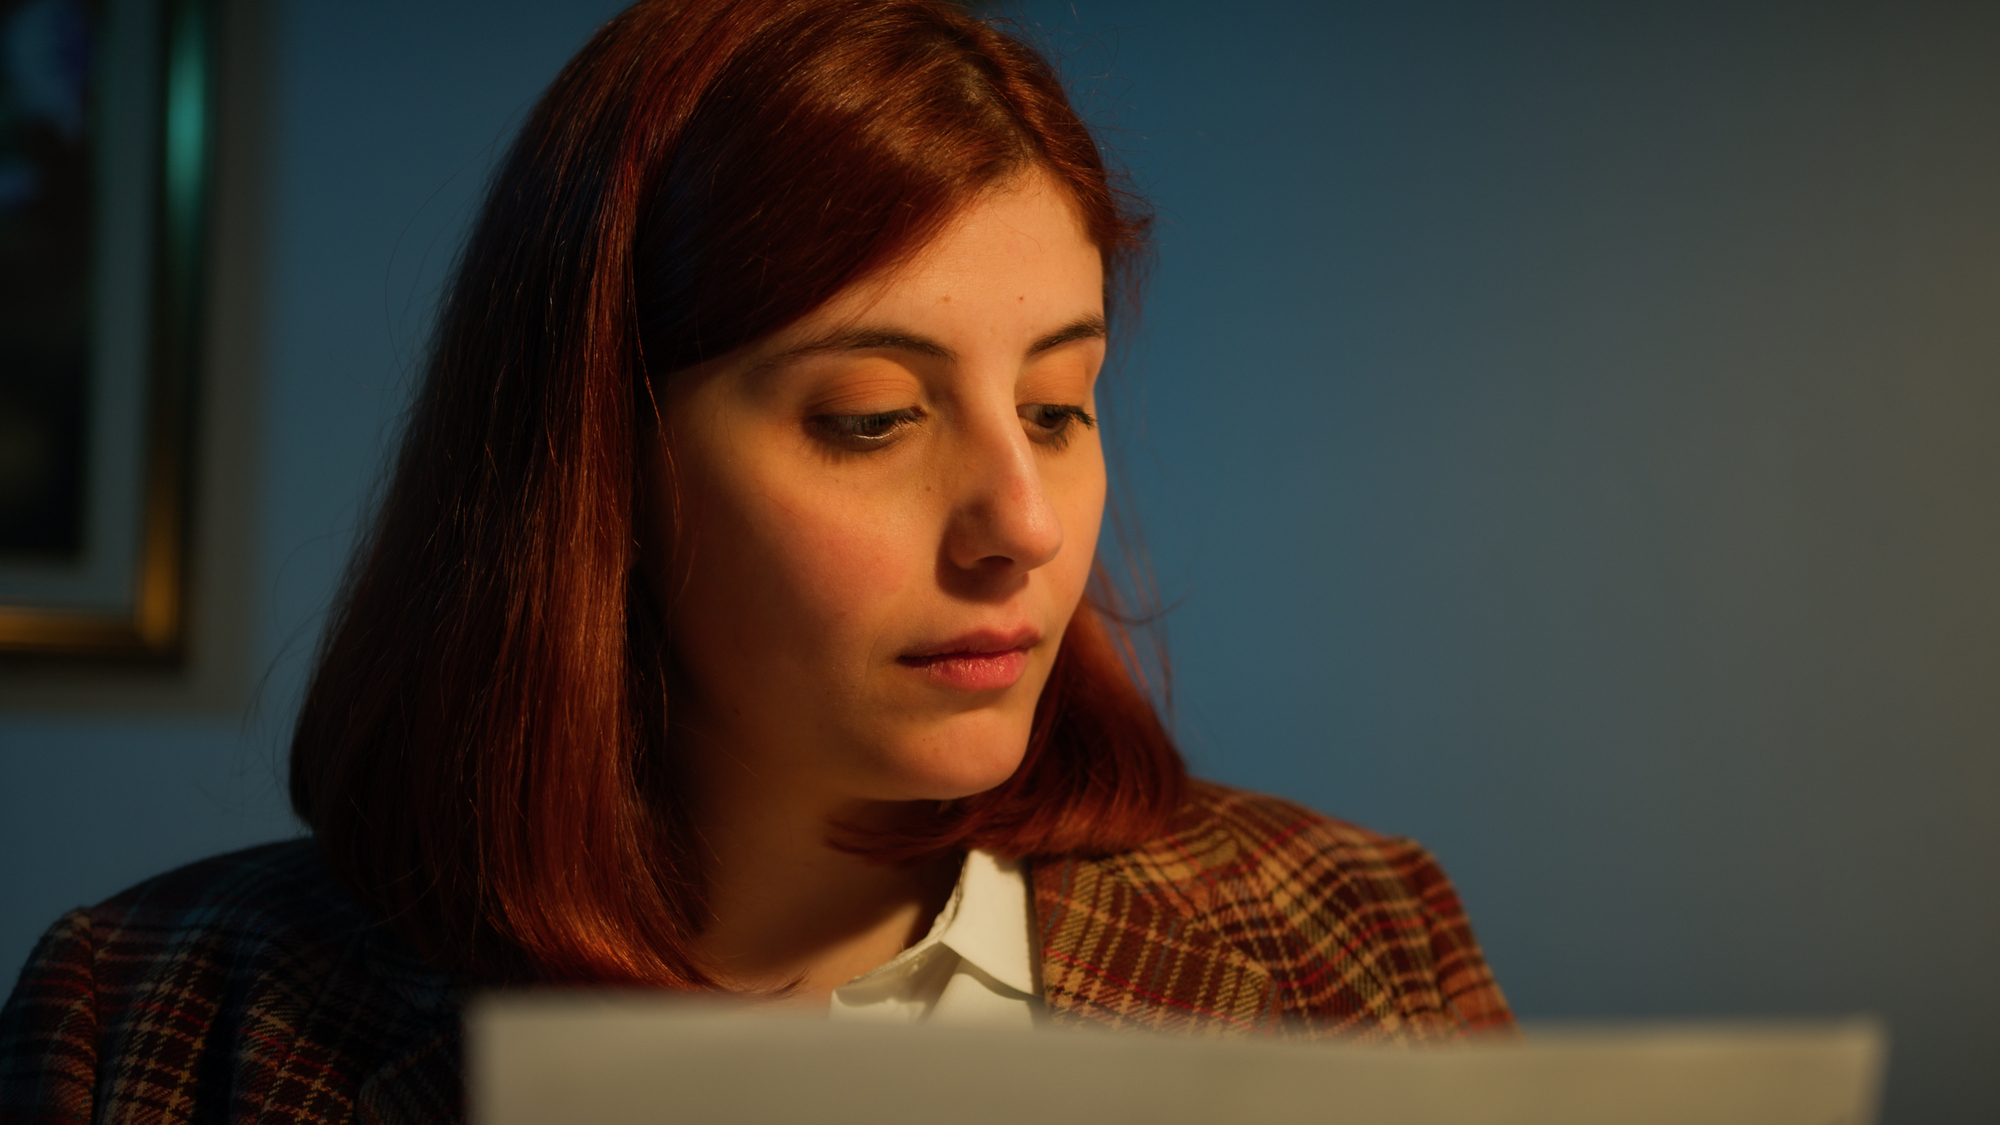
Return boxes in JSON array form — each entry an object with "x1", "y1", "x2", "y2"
[
  {"x1": 809, "y1": 407, "x2": 925, "y2": 450},
  {"x1": 806, "y1": 404, "x2": 1097, "y2": 453},
  {"x1": 1018, "y1": 403, "x2": 1097, "y2": 450}
]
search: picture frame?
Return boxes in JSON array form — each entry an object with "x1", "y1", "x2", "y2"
[{"x1": 0, "y1": 0, "x2": 211, "y2": 659}]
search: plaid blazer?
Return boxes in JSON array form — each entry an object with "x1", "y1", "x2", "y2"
[{"x1": 0, "y1": 781, "x2": 1510, "y2": 1123}]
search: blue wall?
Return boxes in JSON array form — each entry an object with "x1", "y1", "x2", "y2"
[{"x1": 5, "y1": 2, "x2": 1998, "y2": 1121}]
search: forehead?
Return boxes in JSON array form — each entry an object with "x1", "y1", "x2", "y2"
[
  {"x1": 779, "y1": 174, "x2": 1104, "y2": 343},
  {"x1": 662, "y1": 173, "x2": 1108, "y2": 413}
]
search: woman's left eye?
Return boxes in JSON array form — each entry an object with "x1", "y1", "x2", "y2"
[{"x1": 1019, "y1": 403, "x2": 1097, "y2": 449}]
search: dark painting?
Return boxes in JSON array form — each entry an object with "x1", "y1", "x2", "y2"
[{"x1": 0, "y1": 0, "x2": 95, "y2": 557}]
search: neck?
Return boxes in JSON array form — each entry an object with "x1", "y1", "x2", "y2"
[{"x1": 686, "y1": 738, "x2": 960, "y2": 1004}]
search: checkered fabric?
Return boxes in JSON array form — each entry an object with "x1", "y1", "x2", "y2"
[
  {"x1": 0, "y1": 843, "x2": 463, "y2": 1125},
  {"x1": 1034, "y1": 781, "x2": 1514, "y2": 1040},
  {"x1": 1, "y1": 784, "x2": 1510, "y2": 1123}
]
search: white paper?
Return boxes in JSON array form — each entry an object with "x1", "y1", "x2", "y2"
[{"x1": 470, "y1": 994, "x2": 1884, "y2": 1125}]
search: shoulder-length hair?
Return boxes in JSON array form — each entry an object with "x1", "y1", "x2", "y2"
[{"x1": 289, "y1": 0, "x2": 1183, "y2": 988}]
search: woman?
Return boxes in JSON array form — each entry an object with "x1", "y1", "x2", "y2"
[{"x1": 1, "y1": 0, "x2": 1511, "y2": 1119}]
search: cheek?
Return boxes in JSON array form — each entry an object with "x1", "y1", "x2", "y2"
[
  {"x1": 766, "y1": 492, "x2": 920, "y2": 635},
  {"x1": 1047, "y1": 458, "x2": 1107, "y2": 605},
  {"x1": 682, "y1": 471, "x2": 925, "y2": 676}
]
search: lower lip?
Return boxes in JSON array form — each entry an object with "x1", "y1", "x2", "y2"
[{"x1": 897, "y1": 649, "x2": 1030, "y2": 692}]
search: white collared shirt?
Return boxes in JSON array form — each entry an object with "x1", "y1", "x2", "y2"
[{"x1": 826, "y1": 849, "x2": 1039, "y2": 1029}]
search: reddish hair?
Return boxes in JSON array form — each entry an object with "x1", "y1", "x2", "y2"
[{"x1": 289, "y1": 0, "x2": 1182, "y2": 988}]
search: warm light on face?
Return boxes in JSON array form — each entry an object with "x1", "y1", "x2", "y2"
[{"x1": 655, "y1": 172, "x2": 1108, "y2": 811}]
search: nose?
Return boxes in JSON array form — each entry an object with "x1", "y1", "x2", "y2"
[{"x1": 940, "y1": 414, "x2": 1065, "y2": 584}]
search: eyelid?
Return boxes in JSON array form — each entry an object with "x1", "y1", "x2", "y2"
[
  {"x1": 808, "y1": 405, "x2": 926, "y2": 450},
  {"x1": 796, "y1": 365, "x2": 924, "y2": 416},
  {"x1": 1019, "y1": 403, "x2": 1096, "y2": 423},
  {"x1": 808, "y1": 391, "x2": 920, "y2": 417},
  {"x1": 1015, "y1": 354, "x2": 1103, "y2": 409}
]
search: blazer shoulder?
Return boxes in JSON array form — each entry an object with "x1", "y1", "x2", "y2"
[
  {"x1": 1116, "y1": 780, "x2": 1514, "y2": 1037},
  {"x1": 74, "y1": 836, "x2": 457, "y2": 1022},
  {"x1": 2, "y1": 840, "x2": 461, "y2": 1125},
  {"x1": 86, "y1": 837, "x2": 369, "y2": 940}
]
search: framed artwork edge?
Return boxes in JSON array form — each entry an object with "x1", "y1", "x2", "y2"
[{"x1": 0, "y1": 0, "x2": 266, "y2": 714}]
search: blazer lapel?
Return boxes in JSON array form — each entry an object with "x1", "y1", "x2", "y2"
[
  {"x1": 351, "y1": 925, "x2": 465, "y2": 1125},
  {"x1": 1031, "y1": 854, "x2": 1282, "y2": 1036}
]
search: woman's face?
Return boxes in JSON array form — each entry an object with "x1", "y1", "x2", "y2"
[{"x1": 656, "y1": 172, "x2": 1107, "y2": 811}]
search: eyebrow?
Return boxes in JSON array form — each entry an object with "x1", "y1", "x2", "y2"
[
  {"x1": 754, "y1": 315, "x2": 1107, "y2": 372},
  {"x1": 1026, "y1": 316, "x2": 1109, "y2": 356}
]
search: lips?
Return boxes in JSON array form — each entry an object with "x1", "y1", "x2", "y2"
[{"x1": 897, "y1": 627, "x2": 1040, "y2": 692}]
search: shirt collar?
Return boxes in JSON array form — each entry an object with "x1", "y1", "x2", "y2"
[{"x1": 935, "y1": 848, "x2": 1036, "y2": 996}]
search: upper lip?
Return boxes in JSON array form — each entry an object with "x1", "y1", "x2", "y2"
[{"x1": 898, "y1": 626, "x2": 1042, "y2": 661}]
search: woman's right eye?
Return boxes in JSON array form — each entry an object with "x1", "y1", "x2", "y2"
[{"x1": 808, "y1": 407, "x2": 924, "y2": 450}]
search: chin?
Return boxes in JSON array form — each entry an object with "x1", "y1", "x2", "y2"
[{"x1": 867, "y1": 710, "x2": 1036, "y2": 803}]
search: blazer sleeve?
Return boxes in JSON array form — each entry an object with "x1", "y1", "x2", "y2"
[
  {"x1": 1395, "y1": 843, "x2": 1515, "y2": 1034},
  {"x1": 0, "y1": 910, "x2": 101, "y2": 1125}
]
